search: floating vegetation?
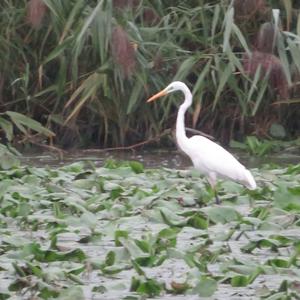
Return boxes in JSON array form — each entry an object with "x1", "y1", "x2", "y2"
[{"x1": 0, "y1": 160, "x2": 300, "y2": 299}]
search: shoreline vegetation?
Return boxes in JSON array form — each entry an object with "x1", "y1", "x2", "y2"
[{"x1": 0, "y1": 0, "x2": 299, "y2": 152}]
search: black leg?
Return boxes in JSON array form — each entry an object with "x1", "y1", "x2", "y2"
[{"x1": 215, "y1": 190, "x2": 221, "y2": 205}]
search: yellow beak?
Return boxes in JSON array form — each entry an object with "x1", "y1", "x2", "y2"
[{"x1": 146, "y1": 89, "x2": 167, "y2": 103}]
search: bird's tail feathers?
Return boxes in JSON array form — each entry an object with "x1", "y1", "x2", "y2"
[{"x1": 244, "y1": 170, "x2": 257, "y2": 190}]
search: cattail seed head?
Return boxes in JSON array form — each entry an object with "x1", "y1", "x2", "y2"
[
  {"x1": 256, "y1": 22, "x2": 277, "y2": 53},
  {"x1": 234, "y1": 0, "x2": 267, "y2": 21},
  {"x1": 26, "y1": 0, "x2": 47, "y2": 28},
  {"x1": 243, "y1": 51, "x2": 288, "y2": 99},
  {"x1": 111, "y1": 26, "x2": 136, "y2": 78}
]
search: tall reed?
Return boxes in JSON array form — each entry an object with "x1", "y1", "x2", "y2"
[{"x1": 0, "y1": 0, "x2": 299, "y2": 148}]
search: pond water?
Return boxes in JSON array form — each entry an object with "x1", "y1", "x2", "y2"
[{"x1": 21, "y1": 148, "x2": 300, "y2": 169}]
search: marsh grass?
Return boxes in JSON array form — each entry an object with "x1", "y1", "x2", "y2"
[{"x1": 0, "y1": 1, "x2": 299, "y2": 148}]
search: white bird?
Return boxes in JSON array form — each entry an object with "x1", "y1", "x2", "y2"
[{"x1": 147, "y1": 81, "x2": 257, "y2": 204}]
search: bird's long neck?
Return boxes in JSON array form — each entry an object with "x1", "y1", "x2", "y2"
[{"x1": 176, "y1": 87, "x2": 192, "y2": 151}]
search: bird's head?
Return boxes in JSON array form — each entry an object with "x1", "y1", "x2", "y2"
[{"x1": 146, "y1": 81, "x2": 188, "y2": 103}]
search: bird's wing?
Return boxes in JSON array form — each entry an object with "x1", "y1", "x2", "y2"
[{"x1": 186, "y1": 135, "x2": 255, "y2": 187}]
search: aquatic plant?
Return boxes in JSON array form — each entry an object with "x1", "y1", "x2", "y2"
[{"x1": 0, "y1": 160, "x2": 299, "y2": 298}]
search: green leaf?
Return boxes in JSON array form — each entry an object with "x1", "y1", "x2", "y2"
[
  {"x1": 160, "y1": 208, "x2": 186, "y2": 227},
  {"x1": 252, "y1": 77, "x2": 268, "y2": 116},
  {"x1": 232, "y1": 23, "x2": 251, "y2": 55},
  {"x1": 6, "y1": 111, "x2": 55, "y2": 137},
  {"x1": 105, "y1": 251, "x2": 116, "y2": 266},
  {"x1": 223, "y1": 7, "x2": 234, "y2": 52},
  {"x1": 187, "y1": 213, "x2": 208, "y2": 229},
  {"x1": 274, "y1": 185, "x2": 300, "y2": 210},
  {"x1": 213, "y1": 63, "x2": 233, "y2": 110},
  {"x1": 43, "y1": 37, "x2": 72, "y2": 64},
  {"x1": 115, "y1": 230, "x2": 129, "y2": 246},
  {"x1": 231, "y1": 275, "x2": 249, "y2": 287},
  {"x1": 0, "y1": 293, "x2": 10, "y2": 300},
  {"x1": 267, "y1": 258, "x2": 289, "y2": 268},
  {"x1": 193, "y1": 277, "x2": 217, "y2": 297},
  {"x1": 156, "y1": 227, "x2": 179, "y2": 251},
  {"x1": 130, "y1": 277, "x2": 162, "y2": 297},
  {"x1": 135, "y1": 239, "x2": 151, "y2": 253},
  {"x1": 21, "y1": 243, "x2": 86, "y2": 263},
  {"x1": 0, "y1": 150, "x2": 20, "y2": 170},
  {"x1": 119, "y1": 238, "x2": 147, "y2": 259},
  {"x1": 204, "y1": 206, "x2": 240, "y2": 223},
  {"x1": 174, "y1": 57, "x2": 197, "y2": 81},
  {"x1": 129, "y1": 161, "x2": 144, "y2": 174},
  {"x1": 0, "y1": 117, "x2": 13, "y2": 141},
  {"x1": 131, "y1": 259, "x2": 146, "y2": 276},
  {"x1": 126, "y1": 81, "x2": 143, "y2": 114}
]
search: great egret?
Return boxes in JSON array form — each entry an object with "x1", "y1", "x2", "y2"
[{"x1": 147, "y1": 81, "x2": 257, "y2": 204}]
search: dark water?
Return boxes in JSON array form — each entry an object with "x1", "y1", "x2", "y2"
[{"x1": 21, "y1": 148, "x2": 300, "y2": 169}]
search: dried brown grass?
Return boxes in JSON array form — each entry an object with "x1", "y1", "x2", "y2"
[{"x1": 26, "y1": 0, "x2": 47, "y2": 28}]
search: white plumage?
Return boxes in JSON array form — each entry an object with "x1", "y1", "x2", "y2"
[
  {"x1": 184, "y1": 135, "x2": 256, "y2": 189},
  {"x1": 147, "y1": 81, "x2": 257, "y2": 203}
]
